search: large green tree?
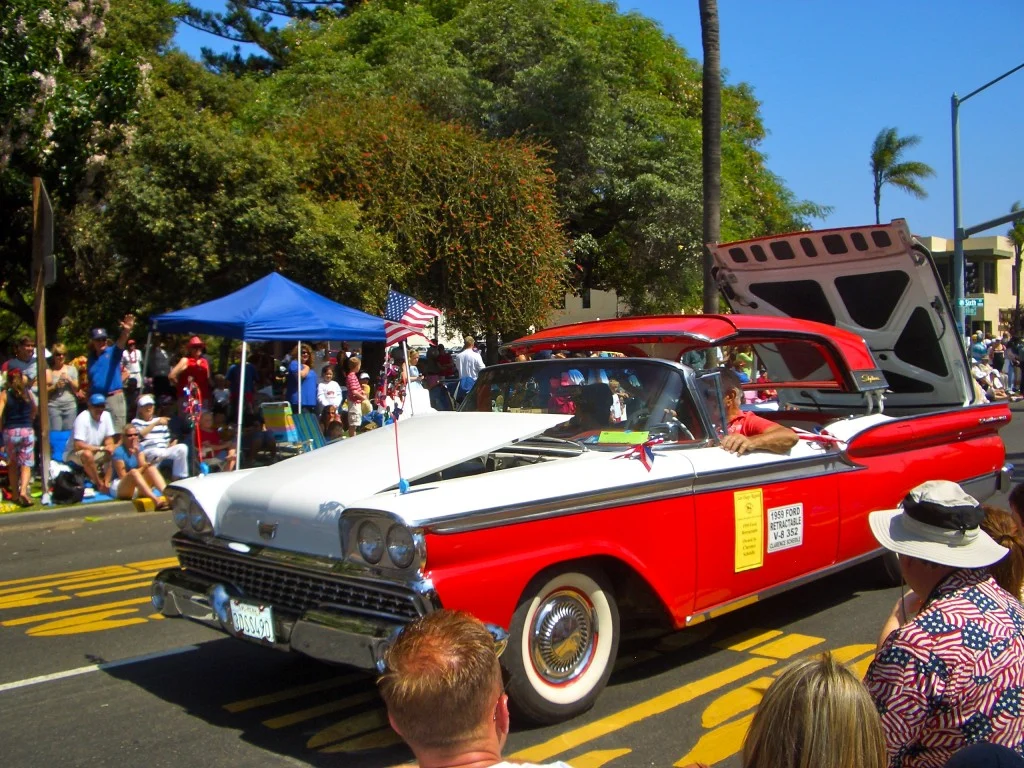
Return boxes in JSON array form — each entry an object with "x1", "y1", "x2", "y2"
[
  {"x1": 0, "y1": 0, "x2": 176, "y2": 343},
  {"x1": 870, "y1": 126, "x2": 935, "y2": 225},
  {"x1": 264, "y1": 0, "x2": 825, "y2": 313}
]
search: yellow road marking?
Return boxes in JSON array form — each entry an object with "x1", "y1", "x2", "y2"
[
  {"x1": 852, "y1": 654, "x2": 875, "y2": 680},
  {"x1": 146, "y1": 613, "x2": 165, "y2": 620},
  {"x1": 1, "y1": 597, "x2": 151, "y2": 626},
  {"x1": 569, "y1": 749, "x2": 633, "y2": 768},
  {"x1": 125, "y1": 557, "x2": 178, "y2": 571},
  {"x1": 675, "y1": 712, "x2": 754, "y2": 767},
  {"x1": 830, "y1": 643, "x2": 876, "y2": 665},
  {"x1": 26, "y1": 609, "x2": 148, "y2": 637},
  {"x1": 0, "y1": 565, "x2": 127, "y2": 589},
  {"x1": 0, "y1": 590, "x2": 71, "y2": 610},
  {"x1": 715, "y1": 628, "x2": 783, "y2": 653},
  {"x1": 511, "y1": 657, "x2": 776, "y2": 764},
  {"x1": 700, "y1": 676, "x2": 772, "y2": 729},
  {"x1": 61, "y1": 571, "x2": 160, "y2": 591},
  {"x1": 320, "y1": 727, "x2": 404, "y2": 753},
  {"x1": 224, "y1": 673, "x2": 364, "y2": 713},
  {"x1": 0, "y1": 568, "x2": 134, "y2": 596},
  {"x1": 749, "y1": 633, "x2": 823, "y2": 659},
  {"x1": 307, "y1": 709, "x2": 388, "y2": 748},
  {"x1": 74, "y1": 580, "x2": 155, "y2": 598},
  {"x1": 263, "y1": 690, "x2": 379, "y2": 729}
]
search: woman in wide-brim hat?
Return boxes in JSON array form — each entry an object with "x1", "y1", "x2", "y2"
[{"x1": 169, "y1": 335, "x2": 212, "y2": 407}]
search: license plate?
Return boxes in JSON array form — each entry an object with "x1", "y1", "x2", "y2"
[{"x1": 229, "y1": 599, "x2": 275, "y2": 643}]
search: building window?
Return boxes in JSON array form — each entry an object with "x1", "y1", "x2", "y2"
[{"x1": 983, "y1": 261, "x2": 997, "y2": 294}]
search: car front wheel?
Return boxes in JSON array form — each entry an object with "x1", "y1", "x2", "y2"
[{"x1": 504, "y1": 566, "x2": 620, "y2": 724}]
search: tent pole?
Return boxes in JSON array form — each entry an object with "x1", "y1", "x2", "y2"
[
  {"x1": 235, "y1": 341, "x2": 247, "y2": 470},
  {"x1": 402, "y1": 339, "x2": 414, "y2": 416},
  {"x1": 296, "y1": 340, "x2": 303, "y2": 413},
  {"x1": 141, "y1": 330, "x2": 153, "y2": 393}
]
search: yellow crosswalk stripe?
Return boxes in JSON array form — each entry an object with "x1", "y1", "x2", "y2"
[
  {"x1": 569, "y1": 749, "x2": 633, "y2": 768},
  {"x1": 700, "y1": 676, "x2": 773, "y2": 729},
  {"x1": 749, "y1": 633, "x2": 823, "y2": 659},
  {"x1": 0, "y1": 568, "x2": 133, "y2": 596},
  {"x1": 1, "y1": 597, "x2": 151, "y2": 626},
  {"x1": 61, "y1": 571, "x2": 160, "y2": 591},
  {"x1": 0, "y1": 590, "x2": 71, "y2": 610},
  {"x1": 224, "y1": 673, "x2": 365, "y2": 713},
  {"x1": 26, "y1": 608, "x2": 149, "y2": 637},
  {"x1": 262, "y1": 690, "x2": 379, "y2": 729},
  {"x1": 319, "y1": 727, "x2": 404, "y2": 753},
  {"x1": 0, "y1": 565, "x2": 125, "y2": 589},
  {"x1": 74, "y1": 580, "x2": 155, "y2": 598},
  {"x1": 675, "y1": 712, "x2": 755, "y2": 767},
  {"x1": 715, "y1": 628, "x2": 783, "y2": 652},
  {"x1": 307, "y1": 709, "x2": 388, "y2": 748},
  {"x1": 511, "y1": 657, "x2": 776, "y2": 764}
]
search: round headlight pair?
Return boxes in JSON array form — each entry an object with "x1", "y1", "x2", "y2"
[{"x1": 356, "y1": 520, "x2": 416, "y2": 568}]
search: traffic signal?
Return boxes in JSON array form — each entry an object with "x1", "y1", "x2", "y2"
[{"x1": 965, "y1": 261, "x2": 979, "y2": 294}]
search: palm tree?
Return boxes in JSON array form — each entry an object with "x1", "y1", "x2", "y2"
[
  {"x1": 1010, "y1": 201, "x2": 1024, "y2": 332},
  {"x1": 870, "y1": 127, "x2": 935, "y2": 225},
  {"x1": 699, "y1": 0, "x2": 721, "y2": 313}
]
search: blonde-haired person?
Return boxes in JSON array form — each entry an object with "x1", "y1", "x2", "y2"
[
  {"x1": 111, "y1": 424, "x2": 169, "y2": 509},
  {"x1": 682, "y1": 652, "x2": 886, "y2": 768},
  {"x1": 46, "y1": 342, "x2": 80, "y2": 430}
]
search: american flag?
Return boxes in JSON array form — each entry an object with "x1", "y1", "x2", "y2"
[{"x1": 384, "y1": 289, "x2": 440, "y2": 346}]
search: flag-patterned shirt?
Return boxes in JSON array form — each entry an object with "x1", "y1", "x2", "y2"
[{"x1": 864, "y1": 568, "x2": 1024, "y2": 768}]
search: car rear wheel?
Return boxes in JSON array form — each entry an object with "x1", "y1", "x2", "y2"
[{"x1": 504, "y1": 566, "x2": 620, "y2": 724}]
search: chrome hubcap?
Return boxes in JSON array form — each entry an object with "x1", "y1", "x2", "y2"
[{"x1": 530, "y1": 588, "x2": 596, "y2": 684}]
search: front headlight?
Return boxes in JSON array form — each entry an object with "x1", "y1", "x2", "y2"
[
  {"x1": 189, "y1": 501, "x2": 211, "y2": 533},
  {"x1": 386, "y1": 525, "x2": 415, "y2": 569},
  {"x1": 357, "y1": 521, "x2": 384, "y2": 564},
  {"x1": 171, "y1": 493, "x2": 189, "y2": 530}
]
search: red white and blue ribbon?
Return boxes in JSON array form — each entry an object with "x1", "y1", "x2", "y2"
[{"x1": 614, "y1": 437, "x2": 665, "y2": 471}]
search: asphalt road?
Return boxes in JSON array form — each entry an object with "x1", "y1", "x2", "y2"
[{"x1": 2, "y1": 404, "x2": 1023, "y2": 768}]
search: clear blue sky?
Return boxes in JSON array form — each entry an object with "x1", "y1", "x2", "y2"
[{"x1": 174, "y1": 0, "x2": 1024, "y2": 239}]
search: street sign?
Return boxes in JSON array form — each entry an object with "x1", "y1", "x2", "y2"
[
  {"x1": 965, "y1": 305, "x2": 978, "y2": 316},
  {"x1": 32, "y1": 177, "x2": 55, "y2": 286},
  {"x1": 957, "y1": 297, "x2": 984, "y2": 308}
]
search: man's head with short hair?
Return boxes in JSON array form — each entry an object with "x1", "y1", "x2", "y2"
[
  {"x1": 378, "y1": 610, "x2": 506, "y2": 756},
  {"x1": 463, "y1": 335, "x2": 475, "y2": 350}
]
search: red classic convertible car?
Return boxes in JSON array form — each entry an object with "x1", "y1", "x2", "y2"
[{"x1": 152, "y1": 220, "x2": 1010, "y2": 723}]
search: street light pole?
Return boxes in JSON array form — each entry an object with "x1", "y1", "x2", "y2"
[
  {"x1": 950, "y1": 61, "x2": 1024, "y2": 340},
  {"x1": 951, "y1": 94, "x2": 965, "y2": 336}
]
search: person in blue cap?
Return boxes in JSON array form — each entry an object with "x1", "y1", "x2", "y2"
[
  {"x1": 87, "y1": 313, "x2": 135, "y2": 433},
  {"x1": 65, "y1": 392, "x2": 117, "y2": 494}
]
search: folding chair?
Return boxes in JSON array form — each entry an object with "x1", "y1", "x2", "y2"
[
  {"x1": 293, "y1": 411, "x2": 326, "y2": 452},
  {"x1": 259, "y1": 401, "x2": 306, "y2": 457}
]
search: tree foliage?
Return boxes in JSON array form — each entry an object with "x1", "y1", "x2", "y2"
[
  {"x1": 0, "y1": 0, "x2": 171, "y2": 345},
  {"x1": 265, "y1": 0, "x2": 826, "y2": 313},
  {"x1": 870, "y1": 126, "x2": 935, "y2": 225},
  {"x1": 288, "y1": 95, "x2": 568, "y2": 332}
]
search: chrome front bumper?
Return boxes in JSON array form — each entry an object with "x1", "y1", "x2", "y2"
[{"x1": 152, "y1": 567, "x2": 415, "y2": 671}]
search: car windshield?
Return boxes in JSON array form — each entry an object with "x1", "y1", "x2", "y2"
[{"x1": 459, "y1": 358, "x2": 706, "y2": 447}]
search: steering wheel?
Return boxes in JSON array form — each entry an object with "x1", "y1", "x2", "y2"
[{"x1": 625, "y1": 408, "x2": 650, "y2": 431}]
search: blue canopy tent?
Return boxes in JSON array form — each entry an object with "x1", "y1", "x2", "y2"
[{"x1": 148, "y1": 272, "x2": 387, "y2": 467}]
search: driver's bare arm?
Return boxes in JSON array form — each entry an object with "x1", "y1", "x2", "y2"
[{"x1": 720, "y1": 424, "x2": 798, "y2": 455}]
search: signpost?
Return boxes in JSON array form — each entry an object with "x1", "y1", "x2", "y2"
[{"x1": 33, "y1": 177, "x2": 55, "y2": 505}]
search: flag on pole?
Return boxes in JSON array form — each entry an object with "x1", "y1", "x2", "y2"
[{"x1": 384, "y1": 289, "x2": 440, "y2": 346}]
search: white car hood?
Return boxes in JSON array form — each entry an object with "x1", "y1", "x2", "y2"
[
  {"x1": 177, "y1": 411, "x2": 570, "y2": 558},
  {"x1": 708, "y1": 219, "x2": 975, "y2": 411}
]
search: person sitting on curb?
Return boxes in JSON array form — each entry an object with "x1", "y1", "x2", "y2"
[
  {"x1": 864, "y1": 480, "x2": 1024, "y2": 767},
  {"x1": 65, "y1": 393, "x2": 116, "y2": 495},
  {"x1": 111, "y1": 424, "x2": 170, "y2": 509},
  {"x1": 377, "y1": 609, "x2": 573, "y2": 768},
  {"x1": 132, "y1": 394, "x2": 190, "y2": 481}
]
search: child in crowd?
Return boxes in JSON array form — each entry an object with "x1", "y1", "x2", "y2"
[
  {"x1": 212, "y1": 373, "x2": 231, "y2": 415},
  {"x1": 317, "y1": 364, "x2": 343, "y2": 415},
  {"x1": 197, "y1": 410, "x2": 236, "y2": 472},
  {"x1": 344, "y1": 356, "x2": 365, "y2": 438}
]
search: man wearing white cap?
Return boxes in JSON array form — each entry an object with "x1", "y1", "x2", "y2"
[
  {"x1": 132, "y1": 394, "x2": 189, "y2": 480},
  {"x1": 864, "y1": 480, "x2": 1024, "y2": 768}
]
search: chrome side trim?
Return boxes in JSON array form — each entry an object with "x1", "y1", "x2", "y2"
[
  {"x1": 685, "y1": 548, "x2": 886, "y2": 626},
  {"x1": 960, "y1": 468, "x2": 1007, "y2": 503},
  {"x1": 428, "y1": 454, "x2": 859, "y2": 535}
]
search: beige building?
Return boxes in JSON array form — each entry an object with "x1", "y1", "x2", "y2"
[
  {"x1": 549, "y1": 288, "x2": 620, "y2": 326},
  {"x1": 918, "y1": 234, "x2": 1020, "y2": 336}
]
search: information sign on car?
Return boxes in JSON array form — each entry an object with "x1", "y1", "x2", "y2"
[{"x1": 229, "y1": 599, "x2": 275, "y2": 643}]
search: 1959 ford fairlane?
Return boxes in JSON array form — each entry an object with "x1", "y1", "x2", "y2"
[{"x1": 152, "y1": 220, "x2": 1011, "y2": 723}]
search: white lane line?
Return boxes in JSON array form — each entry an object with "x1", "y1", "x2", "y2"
[{"x1": 0, "y1": 645, "x2": 199, "y2": 694}]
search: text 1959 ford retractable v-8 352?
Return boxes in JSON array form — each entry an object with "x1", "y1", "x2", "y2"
[{"x1": 151, "y1": 220, "x2": 1011, "y2": 723}]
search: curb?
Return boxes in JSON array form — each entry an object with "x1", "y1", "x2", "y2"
[{"x1": 0, "y1": 498, "x2": 140, "y2": 527}]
